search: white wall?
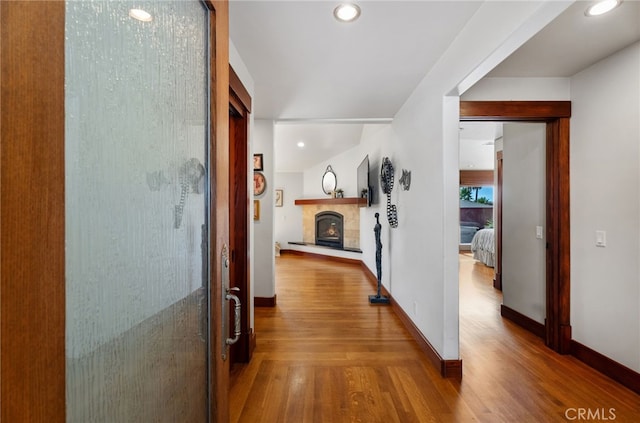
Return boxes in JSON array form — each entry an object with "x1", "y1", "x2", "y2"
[
  {"x1": 502, "y1": 123, "x2": 547, "y2": 324},
  {"x1": 388, "y1": 1, "x2": 568, "y2": 360},
  {"x1": 253, "y1": 119, "x2": 276, "y2": 298},
  {"x1": 570, "y1": 41, "x2": 640, "y2": 372},
  {"x1": 462, "y1": 77, "x2": 570, "y2": 101},
  {"x1": 274, "y1": 172, "x2": 304, "y2": 247},
  {"x1": 230, "y1": 40, "x2": 255, "y2": 96},
  {"x1": 358, "y1": 125, "x2": 395, "y2": 289},
  {"x1": 303, "y1": 143, "x2": 362, "y2": 199}
]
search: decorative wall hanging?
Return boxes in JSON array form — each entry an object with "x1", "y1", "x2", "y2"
[
  {"x1": 254, "y1": 200, "x2": 260, "y2": 220},
  {"x1": 275, "y1": 189, "x2": 283, "y2": 207},
  {"x1": 399, "y1": 169, "x2": 412, "y2": 191},
  {"x1": 322, "y1": 165, "x2": 337, "y2": 195},
  {"x1": 254, "y1": 172, "x2": 266, "y2": 196},
  {"x1": 380, "y1": 157, "x2": 398, "y2": 228},
  {"x1": 253, "y1": 153, "x2": 264, "y2": 171}
]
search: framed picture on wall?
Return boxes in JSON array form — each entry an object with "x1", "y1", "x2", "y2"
[
  {"x1": 254, "y1": 172, "x2": 266, "y2": 196},
  {"x1": 275, "y1": 189, "x2": 283, "y2": 207},
  {"x1": 254, "y1": 200, "x2": 260, "y2": 221},
  {"x1": 253, "y1": 153, "x2": 264, "y2": 171}
]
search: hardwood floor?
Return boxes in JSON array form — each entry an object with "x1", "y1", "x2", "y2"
[{"x1": 229, "y1": 253, "x2": 640, "y2": 422}]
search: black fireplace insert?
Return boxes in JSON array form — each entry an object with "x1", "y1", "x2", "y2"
[{"x1": 315, "y1": 211, "x2": 344, "y2": 249}]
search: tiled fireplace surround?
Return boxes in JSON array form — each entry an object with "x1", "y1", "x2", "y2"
[{"x1": 300, "y1": 203, "x2": 360, "y2": 250}]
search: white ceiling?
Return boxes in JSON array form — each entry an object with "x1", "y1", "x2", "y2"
[
  {"x1": 229, "y1": 1, "x2": 640, "y2": 172},
  {"x1": 459, "y1": 122, "x2": 502, "y2": 171},
  {"x1": 488, "y1": 0, "x2": 640, "y2": 77},
  {"x1": 230, "y1": 0, "x2": 483, "y2": 120},
  {"x1": 275, "y1": 122, "x2": 365, "y2": 172}
]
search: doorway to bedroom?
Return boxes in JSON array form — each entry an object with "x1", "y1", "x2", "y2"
[
  {"x1": 459, "y1": 101, "x2": 572, "y2": 355},
  {"x1": 458, "y1": 122, "x2": 497, "y2": 279},
  {"x1": 459, "y1": 120, "x2": 547, "y2": 327}
]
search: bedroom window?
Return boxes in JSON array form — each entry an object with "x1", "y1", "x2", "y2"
[{"x1": 460, "y1": 186, "x2": 494, "y2": 244}]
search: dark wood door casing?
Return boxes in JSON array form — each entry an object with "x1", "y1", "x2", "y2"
[
  {"x1": 460, "y1": 101, "x2": 572, "y2": 354},
  {"x1": 229, "y1": 64, "x2": 253, "y2": 364},
  {"x1": 495, "y1": 151, "x2": 503, "y2": 291},
  {"x1": 205, "y1": 1, "x2": 231, "y2": 422},
  {"x1": 459, "y1": 170, "x2": 494, "y2": 187}
]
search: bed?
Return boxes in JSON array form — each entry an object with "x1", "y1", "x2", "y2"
[{"x1": 471, "y1": 228, "x2": 495, "y2": 267}]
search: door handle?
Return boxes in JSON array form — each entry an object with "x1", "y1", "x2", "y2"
[
  {"x1": 225, "y1": 287, "x2": 241, "y2": 346},
  {"x1": 221, "y1": 245, "x2": 242, "y2": 360}
]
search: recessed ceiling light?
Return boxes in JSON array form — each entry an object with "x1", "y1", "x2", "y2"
[
  {"x1": 129, "y1": 8, "x2": 153, "y2": 22},
  {"x1": 297, "y1": 141, "x2": 305, "y2": 148},
  {"x1": 585, "y1": 0, "x2": 622, "y2": 16},
  {"x1": 333, "y1": 3, "x2": 361, "y2": 23}
]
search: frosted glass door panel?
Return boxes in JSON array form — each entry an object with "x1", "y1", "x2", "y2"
[{"x1": 65, "y1": 1, "x2": 209, "y2": 421}]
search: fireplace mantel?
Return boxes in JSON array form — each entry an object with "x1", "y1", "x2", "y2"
[{"x1": 294, "y1": 197, "x2": 367, "y2": 206}]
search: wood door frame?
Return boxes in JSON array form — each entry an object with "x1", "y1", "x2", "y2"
[
  {"x1": 229, "y1": 65, "x2": 253, "y2": 365},
  {"x1": 206, "y1": 1, "x2": 230, "y2": 422},
  {"x1": 495, "y1": 150, "x2": 503, "y2": 290},
  {"x1": 460, "y1": 101, "x2": 572, "y2": 354},
  {"x1": 1, "y1": 1, "x2": 230, "y2": 421},
  {"x1": 1, "y1": 2, "x2": 66, "y2": 420}
]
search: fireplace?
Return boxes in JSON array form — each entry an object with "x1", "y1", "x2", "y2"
[{"x1": 315, "y1": 211, "x2": 344, "y2": 249}]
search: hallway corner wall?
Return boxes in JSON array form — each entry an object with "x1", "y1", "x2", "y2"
[{"x1": 253, "y1": 119, "x2": 276, "y2": 298}]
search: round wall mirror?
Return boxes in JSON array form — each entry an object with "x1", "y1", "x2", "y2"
[{"x1": 322, "y1": 165, "x2": 337, "y2": 195}]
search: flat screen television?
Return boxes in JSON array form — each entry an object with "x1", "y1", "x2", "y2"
[{"x1": 357, "y1": 155, "x2": 372, "y2": 207}]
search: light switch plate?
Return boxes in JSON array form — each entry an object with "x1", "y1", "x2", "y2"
[{"x1": 596, "y1": 230, "x2": 606, "y2": 247}]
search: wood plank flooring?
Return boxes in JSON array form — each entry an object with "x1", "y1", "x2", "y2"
[{"x1": 229, "y1": 253, "x2": 640, "y2": 422}]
